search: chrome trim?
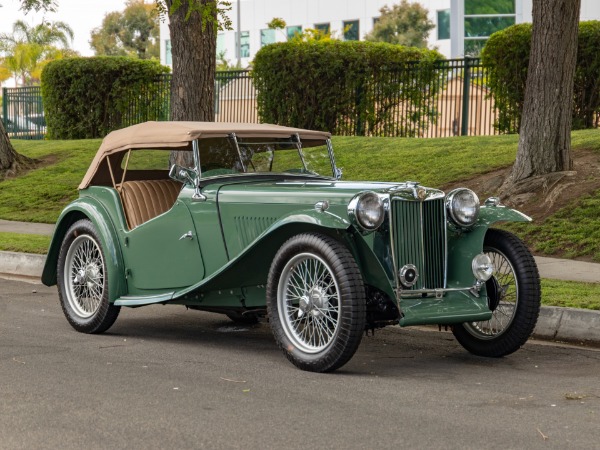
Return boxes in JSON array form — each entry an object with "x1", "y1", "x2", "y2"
[
  {"x1": 292, "y1": 133, "x2": 309, "y2": 172},
  {"x1": 484, "y1": 196, "x2": 501, "y2": 207},
  {"x1": 399, "y1": 264, "x2": 419, "y2": 288},
  {"x1": 398, "y1": 282, "x2": 484, "y2": 300},
  {"x1": 326, "y1": 139, "x2": 341, "y2": 179},
  {"x1": 191, "y1": 140, "x2": 206, "y2": 201},
  {"x1": 179, "y1": 231, "x2": 193, "y2": 240},
  {"x1": 445, "y1": 188, "x2": 480, "y2": 228},
  {"x1": 314, "y1": 200, "x2": 329, "y2": 212},
  {"x1": 348, "y1": 191, "x2": 385, "y2": 231},
  {"x1": 228, "y1": 132, "x2": 247, "y2": 173}
]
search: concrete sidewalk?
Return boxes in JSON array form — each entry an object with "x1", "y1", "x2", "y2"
[{"x1": 1, "y1": 220, "x2": 599, "y2": 346}]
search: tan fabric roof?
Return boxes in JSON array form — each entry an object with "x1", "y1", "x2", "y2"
[{"x1": 79, "y1": 121, "x2": 331, "y2": 189}]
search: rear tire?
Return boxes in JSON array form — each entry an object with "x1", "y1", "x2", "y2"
[
  {"x1": 57, "y1": 219, "x2": 120, "y2": 334},
  {"x1": 453, "y1": 229, "x2": 540, "y2": 357},
  {"x1": 266, "y1": 233, "x2": 366, "y2": 372}
]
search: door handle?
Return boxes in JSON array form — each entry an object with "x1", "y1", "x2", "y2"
[{"x1": 179, "y1": 231, "x2": 193, "y2": 240}]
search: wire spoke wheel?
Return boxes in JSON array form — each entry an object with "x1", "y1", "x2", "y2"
[
  {"x1": 452, "y1": 229, "x2": 541, "y2": 357},
  {"x1": 278, "y1": 253, "x2": 341, "y2": 353},
  {"x1": 267, "y1": 233, "x2": 365, "y2": 372},
  {"x1": 57, "y1": 219, "x2": 120, "y2": 334},
  {"x1": 64, "y1": 235, "x2": 105, "y2": 318}
]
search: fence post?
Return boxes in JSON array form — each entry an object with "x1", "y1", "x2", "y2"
[
  {"x1": 1, "y1": 88, "x2": 7, "y2": 130},
  {"x1": 461, "y1": 57, "x2": 471, "y2": 136}
]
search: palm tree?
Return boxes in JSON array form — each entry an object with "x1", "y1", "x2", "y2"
[{"x1": 0, "y1": 20, "x2": 75, "y2": 86}]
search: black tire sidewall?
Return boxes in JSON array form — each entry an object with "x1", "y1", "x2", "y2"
[
  {"x1": 266, "y1": 233, "x2": 366, "y2": 372},
  {"x1": 57, "y1": 219, "x2": 120, "y2": 334},
  {"x1": 453, "y1": 228, "x2": 541, "y2": 357}
]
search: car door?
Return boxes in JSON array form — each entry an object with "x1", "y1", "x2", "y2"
[{"x1": 121, "y1": 195, "x2": 205, "y2": 291}]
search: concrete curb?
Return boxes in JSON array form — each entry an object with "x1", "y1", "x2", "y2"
[
  {"x1": 1, "y1": 250, "x2": 599, "y2": 346},
  {"x1": 0, "y1": 251, "x2": 46, "y2": 279}
]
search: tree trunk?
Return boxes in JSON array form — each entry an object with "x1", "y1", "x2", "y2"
[
  {"x1": 507, "y1": 0, "x2": 580, "y2": 186},
  {"x1": 167, "y1": 0, "x2": 217, "y2": 168},
  {"x1": 0, "y1": 120, "x2": 34, "y2": 177}
]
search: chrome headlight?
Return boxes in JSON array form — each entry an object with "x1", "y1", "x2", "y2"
[
  {"x1": 349, "y1": 191, "x2": 385, "y2": 231},
  {"x1": 472, "y1": 253, "x2": 494, "y2": 281},
  {"x1": 446, "y1": 188, "x2": 480, "y2": 228}
]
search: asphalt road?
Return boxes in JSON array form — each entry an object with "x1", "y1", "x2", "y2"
[{"x1": 1, "y1": 277, "x2": 599, "y2": 450}]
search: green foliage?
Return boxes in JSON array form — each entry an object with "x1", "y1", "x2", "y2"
[
  {"x1": 0, "y1": 19, "x2": 76, "y2": 85},
  {"x1": 90, "y1": 0, "x2": 160, "y2": 60},
  {"x1": 252, "y1": 40, "x2": 444, "y2": 136},
  {"x1": 483, "y1": 21, "x2": 600, "y2": 133},
  {"x1": 19, "y1": 0, "x2": 57, "y2": 13},
  {"x1": 41, "y1": 57, "x2": 169, "y2": 139},
  {"x1": 155, "y1": 0, "x2": 232, "y2": 31},
  {"x1": 364, "y1": 0, "x2": 434, "y2": 48}
]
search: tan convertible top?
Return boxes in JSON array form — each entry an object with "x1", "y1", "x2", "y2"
[{"x1": 79, "y1": 121, "x2": 331, "y2": 189}]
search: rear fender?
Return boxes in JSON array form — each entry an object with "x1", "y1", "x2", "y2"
[{"x1": 41, "y1": 198, "x2": 127, "y2": 302}]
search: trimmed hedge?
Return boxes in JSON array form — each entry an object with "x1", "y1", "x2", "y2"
[
  {"x1": 251, "y1": 41, "x2": 444, "y2": 136},
  {"x1": 41, "y1": 57, "x2": 170, "y2": 139},
  {"x1": 482, "y1": 21, "x2": 600, "y2": 132}
]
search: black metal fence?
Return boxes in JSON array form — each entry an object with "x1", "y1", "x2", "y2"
[{"x1": 2, "y1": 60, "x2": 517, "y2": 140}]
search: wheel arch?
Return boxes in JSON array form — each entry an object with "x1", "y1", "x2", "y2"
[{"x1": 41, "y1": 199, "x2": 127, "y2": 302}]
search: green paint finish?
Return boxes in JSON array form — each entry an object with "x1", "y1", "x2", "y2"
[
  {"x1": 121, "y1": 199, "x2": 204, "y2": 291},
  {"x1": 41, "y1": 192, "x2": 128, "y2": 303}
]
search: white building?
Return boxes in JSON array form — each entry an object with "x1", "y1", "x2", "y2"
[{"x1": 159, "y1": 0, "x2": 600, "y2": 66}]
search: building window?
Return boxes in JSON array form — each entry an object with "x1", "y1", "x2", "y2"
[
  {"x1": 260, "y1": 29, "x2": 276, "y2": 47},
  {"x1": 216, "y1": 33, "x2": 225, "y2": 56},
  {"x1": 343, "y1": 20, "x2": 359, "y2": 41},
  {"x1": 240, "y1": 31, "x2": 250, "y2": 58},
  {"x1": 373, "y1": 17, "x2": 380, "y2": 26},
  {"x1": 463, "y1": 0, "x2": 516, "y2": 55},
  {"x1": 314, "y1": 23, "x2": 330, "y2": 34},
  {"x1": 437, "y1": 10, "x2": 450, "y2": 40},
  {"x1": 465, "y1": 0, "x2": 515, "y2": 15},
  {"x1": 287, "y1": 25, "x2": 302, "y2": 40},
  {"x1": 165, "y1": 39, "x2": 172, "y2": 65}
]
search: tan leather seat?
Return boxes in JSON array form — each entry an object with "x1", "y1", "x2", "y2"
[{"x1": 120, "y1": 180, "x2": 182, "y2": 229}]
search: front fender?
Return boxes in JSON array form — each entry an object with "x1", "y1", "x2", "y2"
[
  {"x1": 41, "y1": 198, "x2": 127, "y2": 302},
  {"x1": 173, "y1": 208, "x2": 352, "y2": 301},
  {"x1": 447, "y1": 205, "x2": 531, "y2": 288}
]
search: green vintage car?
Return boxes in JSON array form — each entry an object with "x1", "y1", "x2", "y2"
[{"x1": 42, "y1": 121, "x2": 541, "y2": 372}]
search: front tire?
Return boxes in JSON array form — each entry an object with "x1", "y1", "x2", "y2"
[
  {"x1": 453, "y1": 229, "x2": 541, "y2": 357},
  {"x1": 266, "y1": 233, "x2": 366, "y2": 372},
  {"x1": 57, "y1": 219, "x2": 120, "y2": 334}
]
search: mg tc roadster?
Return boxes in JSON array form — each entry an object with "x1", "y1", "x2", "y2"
[{"x1": 42, "y1": 122, "x2": 541, "y2": 372}]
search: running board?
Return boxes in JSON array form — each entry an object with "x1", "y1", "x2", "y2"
[{"x1": 114, "y1": 292, "x2": 175, "y2": 307}]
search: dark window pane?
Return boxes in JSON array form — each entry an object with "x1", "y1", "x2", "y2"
[
  {"x1": 465, "y1": 0, "x2": 515, "y2": 15},
  {"x1": 314, "y1": 23, "x2": 330, "y2": 34},
  {"x1": 464, "y1": 16, "x2": 515, "y2": 37},
  {"x1": 343, "y1": 20, "x2": 359, "y2": 41},
  {"x1": 287, "y1": 25, "x2": 302, "y2": 40},
  {"x1": 437, "y1": 9, "x2": 450, "y2": 40},
  {"x1": 260, "y1": 29, "x2": 275, "y2": 47},
  {"x1": 240, "y1": 31, "x2": 249, "y2": 58}
]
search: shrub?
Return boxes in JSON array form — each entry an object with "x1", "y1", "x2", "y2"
[
  {"x1": 41, "y1": 57, "x2": 170, "y2": 139},
  {"x1": 482, "y1": 21, "x2": 600, "y2": 133},
  {"x1": 251, "y1": 40, "x2": 444, "y2": 136}
]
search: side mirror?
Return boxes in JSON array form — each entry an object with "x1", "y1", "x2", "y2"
[
  {"x1": 169, "y1": 164, "x2": 197, "y2": 186},
  {"x1": 169, "y1": 164, "x2": 206, "y2": 202}
]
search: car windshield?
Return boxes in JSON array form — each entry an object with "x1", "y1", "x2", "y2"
[{"x1": 197, "y1": 136, "x2": 334, "y2": 178}]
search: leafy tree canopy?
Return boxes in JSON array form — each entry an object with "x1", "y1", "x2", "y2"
[
  {"x1": 364, "y1": 0, "x2": 434, "y2": 48},
  {"x1": 90, "y1": 0, "x2": 160, "y2": 59}
]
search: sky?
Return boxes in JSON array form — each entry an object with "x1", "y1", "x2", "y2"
[{"x1": 0, "y1": 0, "x2": 129, "y2": 56}]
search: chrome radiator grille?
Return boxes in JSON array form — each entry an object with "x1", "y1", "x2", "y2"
[{"x1": 391, "y1": 198, "x2": 446, "y2": 290}]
